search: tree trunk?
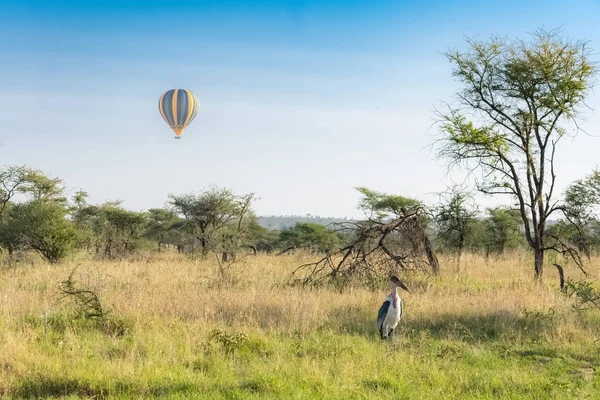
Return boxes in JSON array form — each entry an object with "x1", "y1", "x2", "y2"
[
  {"x1": 247, "y1": 245, "x2": 257, "y2": 256},
  {"x1": 200, "y1": 237, "x2": 208, "y2": 256},
  {"x1": 456, "y1": 247, "x2": 463, "y2": 272},
  {"x1": 498, "y1": 240, "x2": 505, "y2": 255},
  {"x1": 456, "y1": 234, "x2": 464, "y2": 272},
  {"x1": 534, "y1": 245, "x2": 544, "y2": 280}
]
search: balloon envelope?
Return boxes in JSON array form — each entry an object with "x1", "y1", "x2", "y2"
[{"x1": 158, "y1": 89, "x2": 200, "y2": 138}]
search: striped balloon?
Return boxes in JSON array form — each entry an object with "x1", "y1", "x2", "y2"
[{"x1": 158, "y1": 89, "x2": 200, "y2": 139}]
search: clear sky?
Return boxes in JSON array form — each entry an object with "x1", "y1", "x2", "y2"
[{"x1": 0, "y1": 0, "x2": 599, "y2": 218}]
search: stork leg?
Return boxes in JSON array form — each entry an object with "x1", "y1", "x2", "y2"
[{"x1": 388, "y1": 328, "x2": 394, "y2": 340}]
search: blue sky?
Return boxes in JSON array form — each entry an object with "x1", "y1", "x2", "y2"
[{"x1": 0, "y1": 0, "x2": 599, "y2": 218}]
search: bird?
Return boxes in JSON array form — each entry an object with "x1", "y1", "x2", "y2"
[{"x1": 377, "y1": 275, "x2": 411, "y2": 340}]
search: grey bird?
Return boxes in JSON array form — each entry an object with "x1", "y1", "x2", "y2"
[{"x1": 377, "y1": 275, "x2": 411, "y2": 340}]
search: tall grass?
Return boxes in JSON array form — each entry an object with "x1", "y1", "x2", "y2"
[{"x1": 1, "y1": 251, "x2": 599, "y2": 398}]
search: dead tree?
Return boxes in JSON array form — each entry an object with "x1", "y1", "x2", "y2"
[{"x1": 287, "y1": 209, "x2": 439, "y2": 290}]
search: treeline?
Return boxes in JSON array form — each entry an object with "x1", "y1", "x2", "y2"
[
  {"x1": 0, "y1": 165, "x2": 350, "y2": 264},
  {"x1": 1, "y1": 165, "x2": 599, "y2": 269}
]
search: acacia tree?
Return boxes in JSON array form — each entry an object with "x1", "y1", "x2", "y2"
[
  {"x1": 168, "y1": 186, "x2": 256, "y2": 258},
  {"x1": 0, "y1": 166, "x2": 30, "y2": 221},
  {"x1": 436, "y1": 29, "x2": 596, "y2": 279},
  {"x1": 0, "y1": 165, "x2": 62, "y2": 221}
]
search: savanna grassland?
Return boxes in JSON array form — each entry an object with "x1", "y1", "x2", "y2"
[{"x1": 1, "y1": 251, "x2": 600, "y2": 399}]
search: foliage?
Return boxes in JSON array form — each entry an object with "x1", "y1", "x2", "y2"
[
  {"x1": 484, "y1": 207, "x2": 525, "y2": 254},
  {"x1": 144, "y1": 208, "x2": 182, "y2": 251},
  {"x1": 566, "y1": 279, "x2": 600, "y2": 312},
  {"x1": 558, "y1": 168, "x2": 600, "y2": 255},
  {"x1": 0, "y1": 166, "x2": 27, "y2": 220},
  {"x1": 207, "y1": 329, "x2": 249, "y2": 355},
  {"x1": 168, "y1": 186, "x2": 256, "y2": 257},
  {"x1": 355, "y1": 186, "x2": 423, "y2": 220},
  {"x1": 278, "y1": 222, "x2": 343, "y2": 253},
  {"x1": 1, "y1": 200, "x2": 76, "y2": 262},
  {"x1": 247, "y1": 221, "x2": 280, "y2": 253},
  {"x1": 59, "y1": 267, "x2": 106, "y2": 319},
  {"x1": 90, "y1": 203, "x2": 147, "y2": 258},
  {"x1": 434, "y1": 187, "x2": 478, "y2": 269},
  {"x1": 20, "y1": 172, "x2": 67, "y2": 203}
]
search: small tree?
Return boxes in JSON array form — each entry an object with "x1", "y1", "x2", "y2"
[
  {"x1": 555, "y1": 168, "x2": 600, "y2": 256},
  {"x1": 145, "y1": 208, "x2": 182, "y2": 251},
  {"x1": 69, "y1": 190, "x2": 97, "y2": 251},
  {"x1": 434, "y1": 187, "x2": 478, "y2": 271},
  {"x1": 76, "y1": 201, "x2": 147, "y2": 258},
  {"x1": 436, "y1": 28, "x2": 596, "y2": 279},
  {"x1": 485, "y1": 207, "x2": 524, "y2": 255}
]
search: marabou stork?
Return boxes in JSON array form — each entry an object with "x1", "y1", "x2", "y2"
[{"x1": 377, "y1": 275, "x2": 411, "y2": 340}]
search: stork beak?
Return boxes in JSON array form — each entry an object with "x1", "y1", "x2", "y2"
[{"x1": 390, "y1": 275, "x2": 411, "y2": 293}]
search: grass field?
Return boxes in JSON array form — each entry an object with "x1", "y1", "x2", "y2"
[{"x1": 1, "y1": 251, "x2": 599, "y2": 399}]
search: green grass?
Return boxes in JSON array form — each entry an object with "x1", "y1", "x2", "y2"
[
  {"x1": 5, "y1": 311, "x2": 600, "y2": 399},
  {"x1": 1, "y1": 252, "x2": 600, "y2": 398}
]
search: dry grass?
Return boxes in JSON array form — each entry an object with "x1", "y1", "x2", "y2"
[{"x1": 1, "y1": 250, "x2": 599, "y2": 398}]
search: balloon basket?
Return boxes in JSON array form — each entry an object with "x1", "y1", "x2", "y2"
[{"x1": 174, "y1": 136, "x2": 181, "y2": 139}]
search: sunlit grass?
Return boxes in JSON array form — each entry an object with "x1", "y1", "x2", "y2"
[{"x1": 1, "y1": 251, "x2": 599, "y2": 398}]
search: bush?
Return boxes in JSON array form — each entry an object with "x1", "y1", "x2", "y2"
[{"x1": 1, "y1": 200, "x2": 76, "y2": 262}]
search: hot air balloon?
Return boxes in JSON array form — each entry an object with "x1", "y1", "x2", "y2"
[{"x1": 158, "y1": 89, "x2": 200, "y2": 139}]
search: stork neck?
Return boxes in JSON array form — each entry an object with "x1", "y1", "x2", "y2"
[{"x1": 391, "y1": 286, "x2": 399, "y2": 308}]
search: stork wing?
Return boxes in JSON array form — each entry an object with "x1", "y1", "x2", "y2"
[{"x1": 377, "y1": 300, "x2": 390, "y2": 339}]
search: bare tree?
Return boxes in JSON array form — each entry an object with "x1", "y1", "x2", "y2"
[{"x1": 436, "y1": 28, "x2": 596, "y2": 279}]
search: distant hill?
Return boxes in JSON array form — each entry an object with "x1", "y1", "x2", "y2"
[
  {"x1": 256, "y1": 215, "x2": 561, "y2": 231},
  {"x1": 257, "y1": 215, "x2": 354, "y2": 230}
]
